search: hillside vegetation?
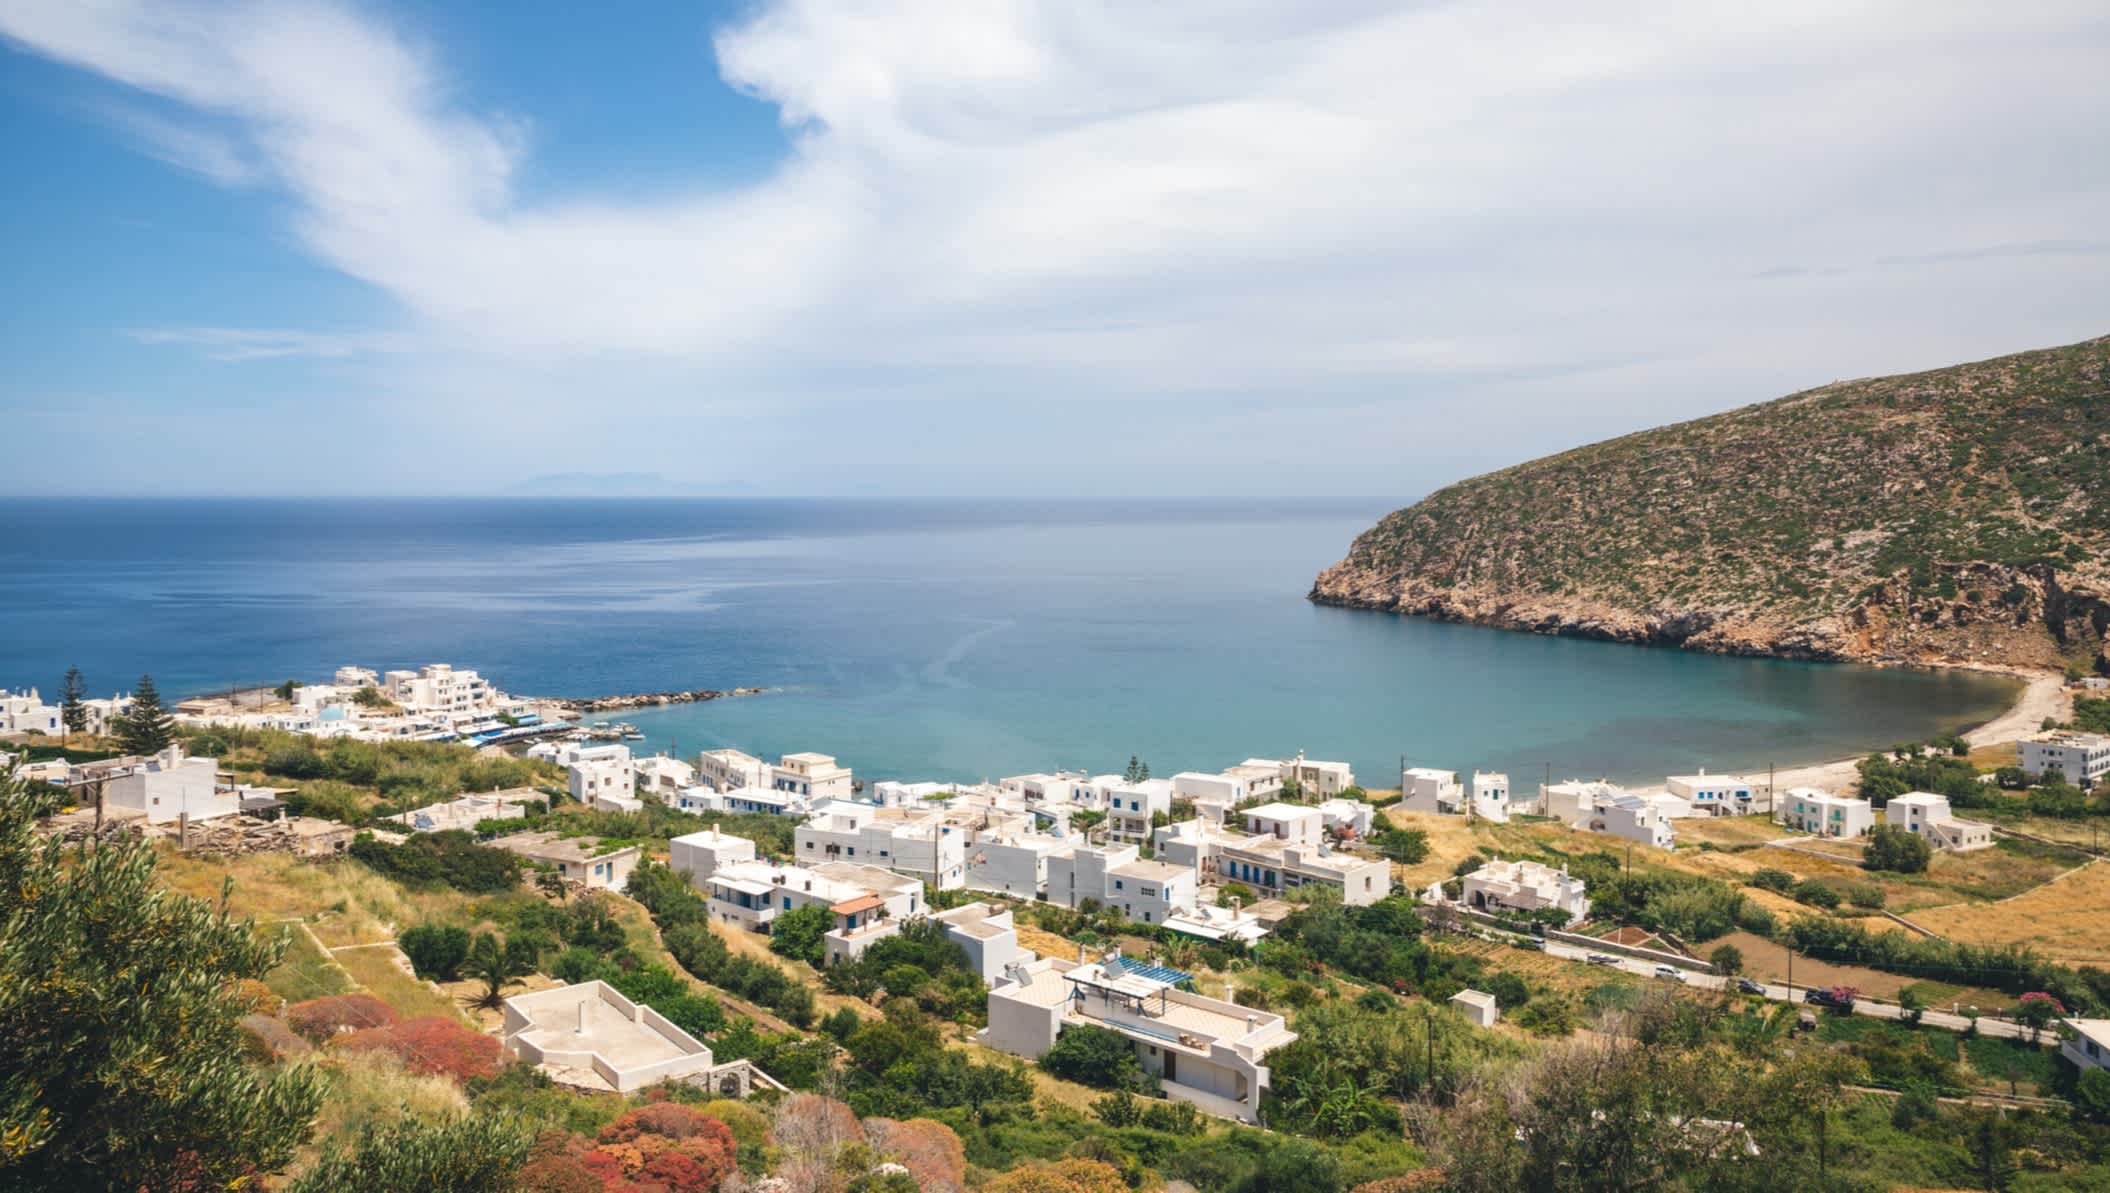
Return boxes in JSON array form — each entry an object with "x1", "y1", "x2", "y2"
[{"x1": 1312, "y1": 334, "x2": 2110, "y2": 668}]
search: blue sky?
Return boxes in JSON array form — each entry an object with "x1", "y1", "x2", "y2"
[{"x1": 3, "y1": 1, "x2": 2108, "y2": 497}]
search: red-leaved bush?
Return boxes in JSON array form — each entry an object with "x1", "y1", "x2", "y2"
[
  {"x1": 863, "y1": 1117, "x2": 966, "y2": 1193},
  {"x1": 544, "y1": 1104, "x2": 740, "y2": 1193},
  {"x1": 335, "y1": 1014, "x2": 501, "y2": 1081},
  {"x1": 285, "y1": 993, "x2": 397, "y2": 1042}
]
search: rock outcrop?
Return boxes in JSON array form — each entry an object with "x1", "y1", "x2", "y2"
[{"x1": 1312, "y1": 334, "x2": 2110, "y2": 670}]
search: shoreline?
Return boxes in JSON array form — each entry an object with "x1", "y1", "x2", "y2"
[{"x1": 1633, "y1": 664, "x2": 2069, "y2": 799}]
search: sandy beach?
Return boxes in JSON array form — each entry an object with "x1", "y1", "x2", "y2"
[{"x1": 1636, "y1": 666, "x2": 2071, "y2": 799}]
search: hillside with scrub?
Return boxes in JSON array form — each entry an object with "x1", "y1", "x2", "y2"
[
  {"x1": 1312, "y1": 334, "x2": 2110, "y2": 670},
  {"x1": 10, "y1": 721, "x2": 2110, "y2": 1192}
]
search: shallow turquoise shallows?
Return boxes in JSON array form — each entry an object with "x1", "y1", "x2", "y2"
[{"x1": 0, "y1": 497, "x2": 2018, "y2": 786}]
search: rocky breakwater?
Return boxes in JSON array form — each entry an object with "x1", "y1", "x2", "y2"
[{"x1": 551, "y1": 687, "x2": 767, "y2": 714}]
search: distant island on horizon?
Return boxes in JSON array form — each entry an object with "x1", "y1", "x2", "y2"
[{"x1": 1313, "y1": 333, "x2": 2110, "y2": 674}]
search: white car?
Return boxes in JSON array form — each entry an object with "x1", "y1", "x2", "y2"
[{"x1": 1653, "y1": 965, "x2": 1686, "y2": 983}]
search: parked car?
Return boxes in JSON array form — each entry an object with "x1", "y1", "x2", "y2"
[
  {"x1": 1737, "y1": 978, "x2": 1767, "y2": 995},
  {"x1": 1804, "y1": 986, "x2": 1857, "y2": 1011},
  {"x1": 1514, "y1": 939, "x2": 1544, "y2": 951},
  {"x1": 1586, "y1": 953, "x2": 1619, "y2": 966},
  {"x1": 1653, "y1": 965, "x2": 1686, "y2": 983}
]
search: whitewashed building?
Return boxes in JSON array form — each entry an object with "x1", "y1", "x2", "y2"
[
  {"x1": 634, "y1": 756, "x2": 696, "y2": 801},
  {"x1": 490, "y1": 832, "x2": 642, "y2": 890},
  {"x1": 1398, "y1": 766, "x2": 1464, "y2": 816},
  {"x1": 1456, "y1": 858, "x2": 1591, "y2": 925},
  {"x1": 697, "y1": 748, "x2": 771, "y2": 792},
  {"x1": 668, "y1": 828, "x2": 759, "y2": 889},
  {"x1": 102, "y1": 747, "x2": 240, "y2": 824},
  {"x1": 796, "y1": 803, "x2": 968, "y2": 888},
  {"x1": 1780, "y1": 788, "x2": 1875, "y2": 839},
  {"x1": 1470, "y1": 771, "x2": 1512, "y2": 821},
  {"x1": 1666, "y1": 771, "x2": 1761, "y2": 816},
  {"x1": 1045, "y1": 844, "x2": 1199, "y2": 925},
  {"x1": 2020, "y1": 731, "x2": 2110, "y2": 787},
  {"x1": 984, "y1": 955, "x2": 1294, "y2": 1123},
  {"x1": 1104, "y1": 778, "x2": 1175, "y2": 842},
  {"x1": 772, "y1": 752, "x2": 853, "y2": 800},
  {"x1": 2061, "y1": 1018, "x2": 2110, "y2": 1074},
  {"x1": 500, "y1": 981, "x2": 776, "y2": 1096},
  {"x1": 0, "y1": 688, "x2": 62, "y2": 736},
  {"x1": 383, "y1": 664, "x2": 500, "y2": 720},
  {"x1": 1315, "y1": 798, "x2": 1374, "y2": 838},
  {"x1": 563, "y1": 744, "x2": 635, "y2": 806},
  {"x1": 1884, "y1": 792, "x2": 1994, "y2": 851}
]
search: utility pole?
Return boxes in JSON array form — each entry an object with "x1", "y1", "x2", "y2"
[{"x1": 1424, "y1": 1003, "x2": 1435, "y2": 1093}]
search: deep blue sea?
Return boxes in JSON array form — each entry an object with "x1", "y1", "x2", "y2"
[{"x1": 0, "y1": 498, "x2": 2017, "y2": 786}]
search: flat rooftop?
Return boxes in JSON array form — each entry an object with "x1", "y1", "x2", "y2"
[
  {"x1": 508, "y1": 983, "x2": 700, "y2": 1071},
  {"x1": 1242, "y1": 802, "x2": 1319, "y2": 821}
]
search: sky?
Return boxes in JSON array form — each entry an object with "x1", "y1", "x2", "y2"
[{"x1": 2, "y1": 1, "x2": 2107, "y2": 498}]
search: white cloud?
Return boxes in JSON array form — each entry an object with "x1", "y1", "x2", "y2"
[
  {"x1": 127, "y1": 326, "x2": 417, "y2": 361},
  {"x1": 3, "y1": 0, "x2": 2109, "y2": 489}
]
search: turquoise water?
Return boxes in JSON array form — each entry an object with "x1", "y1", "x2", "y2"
[{"x1": 0, "y1": 498, "x2": 2016, "y2": 786}]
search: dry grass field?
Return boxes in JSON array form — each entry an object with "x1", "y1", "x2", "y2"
[{"x1": 1911, "y1": 860, "x2": 2110, "y2": 966}]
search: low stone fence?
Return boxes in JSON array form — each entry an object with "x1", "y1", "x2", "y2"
[{"x1": 1544, "y1": 929, "x2": 1716, "y2": 974}]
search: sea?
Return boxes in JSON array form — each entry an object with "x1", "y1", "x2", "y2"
[{"x1": 0, "y1": 497, "x2": 2019, "y2": 788}]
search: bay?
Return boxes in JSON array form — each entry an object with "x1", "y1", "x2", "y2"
[{"x1": 0, "y1": 497, "x2": 2017, "y2": 787}]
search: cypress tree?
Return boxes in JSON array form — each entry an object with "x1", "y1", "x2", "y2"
[
  {"x1": 58, "y1": 666, "x2": 87, "y2": 736},
  {"x1": 117, "y1": 674, "x2": 176, "y2": 756}
]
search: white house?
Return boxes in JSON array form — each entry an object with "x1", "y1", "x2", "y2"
[
  {"x1": 679, "y1": 784, "x2": 807, "y2": 817},
  {"x1": 1398, "y1": 766, "x2": 1463, "y2": 816},
  {"x1": 772, "y1": 752, "x2": 853, "y2": 800},
  {"x1": 1666, "y1": 771, "x2": 1761, "y2": 816},
  {"x1": 698, "y1": 748, "x2": 771, "y2": 792},
  {"x1": 668, "y1": 828, "x2": 759, "y2": 890},
  {"x1": 383, "y1": 664, "x2": 501, "y2": 721},
  {"x1": 102, "y1": 747, "x2": 240, "y2": 824},
  {"x1": 1001, "y1": 771, "x2": 1103, "y2": 812},
  {"x1": 561, "y1": 743, "x2": 635, "y2": 805},
  {"x1": 1044, "y1": 844, "x2": 1199, "y2": 926},
  {"x1": 1315, "y1": 798, "x2": 1374, "y2": 838},
  {"x1": 2061, "y1": 1018, "x2": 2110, "y2": 1074},
  {"x1": 490, "y1": 832, "x2": 641, "y2": 890},
  {"x1": 1884, "y1": 792, "x2": 1994, "y2": 851},
  {"x1": 388, "y1": 789, "x2": 541, "y2": 832},
  {"x1": 1456, "y1": 858, "x2": 1591, "y2": 925},
  {"x1": 983, "y1": 955, "x2": 1294, "y2": 1123},
  {"x1": 1214, "y1": 834, "x2": 1394, "y2": 905},
  {"x1": 1267, "y1": 753, "x2": 1356, "y2": 798},
  {"x1": 1104, "y1": 778, "x2": 1175, "y2": 842},
  {"x1": 1540, "y1": 779, "x2": 1627, "y2": 823},
  {"x1": 700, "y1": 857, "x2": 921, "y2": 937},
  {"x1": 1780, "y1": 788, "x2": 1875, "y2": 838},
  {"x1": 1470, "y1": 771, "x2": 1512, "y2": 822},
  {"x1": 1239, "y1": 801, "x2": 1324, "y2": 846},
  {"x1": 2020, "y1": 732, "x2": 2110, "y2": 787},
  {"x1": 964, "y1": 825, "x2": 1075, "y2": 899},
  {"x1": 0, "y1": 688, "x2": 62, "y2": 736},
  {"x1": 1590, "y1": 792, "x2": 1677, "y2": 849},
  {"x1": 796, "y1": 803, "x2": 969, "y2": 888},
  {"x1": 634, "y1": 756, "x2": 696, "y2": 801},
  {"x1": 930, "y1": 901, "x2": 1033, "y2": 985}
]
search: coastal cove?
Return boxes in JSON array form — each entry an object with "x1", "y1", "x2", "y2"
[{"x1": 0, "y1": 498, "x2": 2020, "y2": 787}]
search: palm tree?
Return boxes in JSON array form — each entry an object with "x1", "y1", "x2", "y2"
[{"x1": 465, "y1": 933, "x2": 536, "y2": 1009}]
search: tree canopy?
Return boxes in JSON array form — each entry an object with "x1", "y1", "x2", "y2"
[{"x1": 0, "y1": 763, "x2": 323, "y2": 1189}]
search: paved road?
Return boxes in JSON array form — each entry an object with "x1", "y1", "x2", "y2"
[{"x1": 1534, "y1": 938, "x2": 2033, "y2": 1040}]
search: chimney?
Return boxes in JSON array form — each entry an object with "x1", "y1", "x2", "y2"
[{"x1": 577, "y1": 998, "x2": 588, "y2": 1035}]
